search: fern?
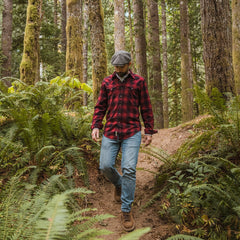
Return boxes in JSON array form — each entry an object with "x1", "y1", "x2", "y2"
[
  {"x1": 140, "y1": 145, "x2": 174, "y2": 166},
  {"x1": 0, "y1": 171, "x2": 115, "y2": 240},
  {"x1": 166, "y1": 234, "x2": 204, "y2": 240},
  {"x1": 118, "y1": 227, "x2": 151, "y2": 240}
]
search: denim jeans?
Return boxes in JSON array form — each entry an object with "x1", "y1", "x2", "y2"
[{"x1": 99, "y1": 131, "x2": 142, "y2": 212}]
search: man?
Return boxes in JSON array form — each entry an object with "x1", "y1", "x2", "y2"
[{"x1": 91, "y1": 50, "x2": 157, "y2": 232}]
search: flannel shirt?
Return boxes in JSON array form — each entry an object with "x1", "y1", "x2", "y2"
[{"x1": 91, "y1": 70, "x2": 157, "y2": 140}]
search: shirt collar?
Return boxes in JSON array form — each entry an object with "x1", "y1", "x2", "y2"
[{"x1": 113, "y1": 69, "x2": 134, "y2": 82}]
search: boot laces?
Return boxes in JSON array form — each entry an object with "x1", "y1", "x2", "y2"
[{"x1": 123, "y1": 212, "x2": 131, "y2": 222}]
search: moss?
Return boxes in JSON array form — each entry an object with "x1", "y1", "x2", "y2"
[
  {"x1": 66, "y1": 0, "x2": 83, "y2": 82},
  {"x1": 20, "y1": 0, "x2": 40, "y2": 85}
]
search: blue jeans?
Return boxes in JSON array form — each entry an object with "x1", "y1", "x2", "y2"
[{"x1": 99, "y1": 131, "x2": 141, "y2": 212}]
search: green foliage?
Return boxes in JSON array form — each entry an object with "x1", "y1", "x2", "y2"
[
  {"x1": 0, "y1": 169, "x2": 115, "y2": 240},
  {"x1": 118, "y1": 227, "x2": 151, "y2": 240},
  {"x1": 167, "y1": 235, "x2": 203, "y2": 240},
  {"x1": 0, "y1": 80, "x2": 93, "y2": 183},
  {"x1": 148, "y1": 92, "x2": 240, "y2": 239}
]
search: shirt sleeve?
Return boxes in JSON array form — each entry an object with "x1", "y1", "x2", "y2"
[
  {"x1": 139, "y1": 79, "x2": 158, "y2": 135},
  {"x1": 91, "y1": 81, "x2": 108, "y2": 130}
]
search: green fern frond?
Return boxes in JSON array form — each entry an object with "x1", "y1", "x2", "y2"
[
  {"x1": 35, "y1": 145, "x2": 56, "y2": 162},
  {"x1": 184, "y1": 184, "x2": 235, "y2": 207},
  {"x1": 140, "y1": 146, "x2": 173, "y2": 166},
  {"x1": 166, "y1": 234, "x2": 204, "y2": 240},
  {"x1": 118, "y1": 227, "x2": 151, "y2": 240}
]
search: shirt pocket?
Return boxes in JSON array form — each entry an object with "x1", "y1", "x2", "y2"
[{"x1": 126, "y1": 86, "x2": 139, "y2": 107}]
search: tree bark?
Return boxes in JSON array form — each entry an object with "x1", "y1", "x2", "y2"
[
  {"x1": 1, "y1": 0, "x2": 13, "y2": 83},
  {"x1": 20, "y1": 0, "x2": 41, "y2": 85},
  {"x1": 54, "y1": 0, "x2": 58, "y2": 25},
  {"x1": 161, "y1": 0, "x2": 169, "y2": 128},
  {"x1": 180, "y1": 0, "x2": 193, "y2": 122},
  {"x1": 61, "y1": 0, "x2": 67, "y2": 54},
  {"x1": 147, "y1": 0, "x2": 163, "y2": 129},
  {"x1": 200, "y1": 0, "x2": 234, "y2": 96},
  {"x1": 83, "y1": 0, "x2": 89, "y2": 106},
  {"x1": 127, "y1": 0, "x2": 135, "y2": 73},
  {"x1": 114, "y1": 0, "x2": 125, "y2": 51},
  {"x1": 88, "y1": 0, "x2": 107, "y2": 103},
  {"x1": 133, "y1": 0, "x2": 148, "y2": 82},
  {"x1": 232, "y1": 0, "x2": 240, "y2": 95},
  {"x1": 66, "y1": 0, "x2": 83, "y2": 82}
]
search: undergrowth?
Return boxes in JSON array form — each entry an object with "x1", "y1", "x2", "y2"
[{"x1": 144, "y1": 88, "x2": 240, "y2": 240}]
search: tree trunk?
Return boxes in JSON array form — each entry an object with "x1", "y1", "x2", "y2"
[
  {"x1": 200, "y1": 0, "x2": 234, "y2": 96},
  {"x1": 114, "y1": 0, "x2": 125, "y2": 51},
  {"x1": 180, "y1": 0, "x2": 193, "y2": 122},
  {"x1": 83, "y1": 0, "x2": 89, "y2": 106},
  {"x1": 232, "y1": 0, "x2": 240, "y2": 95},
  {"x1": 20, "y1": 0, "x2": 41, "y2": 85},
  {"x1": 133, "y1": 0, "x2": 148, "y2": 82},
  {"x1": 127, "y1": 0, "x2": 135, "y2": 73},
  {"x1": 1, "y1": 0, "x2": 13, "y2": 84},
  {"x1": 147, "y1": 0, "x2": 163, "y2": 129},
  {"x1": 88, "y1": 0, "x2": 107, "y2": 103},
  {"x1": 66, "y1": 0, "x2": 83, "y2": 82},
  {"x1": 61, "y1": 0, "x2": 67, "y2": 54},
  {"x1": 161, "y1": 0, "x2": 169, "y2": 128},
  {"x1": 54, "y1": 0, "x2": 58, "y2": 25}
]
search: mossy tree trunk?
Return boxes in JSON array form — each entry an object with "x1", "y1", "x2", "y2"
[
  {"x1": 161, "y1": 0, "x2": 169, "y2": 128},
  {"x1": 1, "y1": 0, "x2": 13, "y2": 84},
  {"x1": 114, "y1": 0, "x2": 125, "y2": 51},
  {"x1": 180, "y1": 0, "x2": 193, "y2": 122},
  {"x1": 20, "y1": 0, "x2": 41, "y2": 85},
  {"x1": 88, "y1": 0, "x2": 107, "y2": 103},
  {"x1": 200, "y1": 0, "x2": 234, "y2": 96},
  {"x1": 133, "y1": 0, "x2": 148, "y2": 82},
  {"x1": 232, "y1": 0, "x2": 240, "y2": 95},
  {"x1": 147, "y1": 0, "x2": 163, "y2": 129},
  {"x1": 66, "y1": 0, "x2": 83, "y2": 82}
]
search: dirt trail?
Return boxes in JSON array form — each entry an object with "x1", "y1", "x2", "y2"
[{"x1": 85, "y1": 123, "x2": 194, "y2": 239}]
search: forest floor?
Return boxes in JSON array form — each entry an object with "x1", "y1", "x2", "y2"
[{"x1": 78, "y1": 116, "x2": 207, "y2": 239}]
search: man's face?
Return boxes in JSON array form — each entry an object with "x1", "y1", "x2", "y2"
[{"x1": 114, "y1": 63, "x2": 131, "y2": 77}]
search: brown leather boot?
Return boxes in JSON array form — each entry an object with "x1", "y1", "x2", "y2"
[
  {"x1": 121, "y1": 211, "x2": 135, "y2": 232},
  {"x1": 114, "y1": 186, "x2": 121, "y2": 203}
]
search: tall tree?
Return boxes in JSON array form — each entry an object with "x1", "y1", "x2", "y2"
[
  {"x1": 147, "y1": 0, "x2": 163, "y2": 128},
  {"x1": 232, "y1": 0, "x2": 240, "y2": 95},
  {"x1": 127, "y1": 0, "x2": 135, "y2": 73},
  {"x1": 83, "y1": 0, "x2": 89, "y2": 105},
  {"x1": 161, "y1": 0, "x2": 169, "y2": 128},
  {"x1": 180, "y1": 0, "x2": 193, "y2": 122},
  {"x1": 200, "y1": 0, "x2": 234, "y2": 96},
  {"x1": 114, "y1": 0, "x2": 125, "y2": 51},
  {"x1": 54, "y1": 0, "x2": 58, "y2": 25},
  {"x1": 61, "y1": 0, "x2": 67, "y2": 54},
  {"x1": 1, "y1": 0, "x2": 13, "y2": 83},
  {"x1": 133, "y1": 0, "x2": 148, "y2": 82},
  {"x1": 20, "y1": 0, "x2": 41, "y2": 85},
  {"x1": 66, "y1": 0, "x2": 83, "y2": 81},
  {"x1": 88, "y1": 0, "x2": 107, "y2": 103}
]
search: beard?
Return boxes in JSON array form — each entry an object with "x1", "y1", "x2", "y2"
[{"x1": 116, "y1": 70, "x2": 128, "y2": 78}]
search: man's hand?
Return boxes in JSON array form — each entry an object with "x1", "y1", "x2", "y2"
[
  {"x1": 142, "y1": 135, "x2": 152, "y2": 147},
  {"x1": 92, "y1": 128, "x2": 100, "y2": 142}
]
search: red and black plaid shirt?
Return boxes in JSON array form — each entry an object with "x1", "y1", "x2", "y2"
[{"x1": 91, "y1": 70, "x2": 157, "y2": 140}]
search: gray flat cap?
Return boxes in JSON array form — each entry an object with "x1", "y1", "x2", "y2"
[{"x1": 111, "y1": 50, "x2": 131, "y2": 66}]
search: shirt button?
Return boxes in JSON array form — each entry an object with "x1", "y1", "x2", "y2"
[{"x1": 119, "y1": 94, "x2": 122, "y2": 98}]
